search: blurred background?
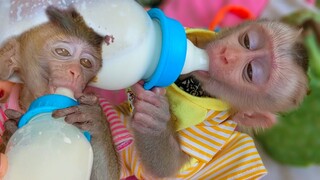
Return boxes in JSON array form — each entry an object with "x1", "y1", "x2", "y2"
[{"x1": 134, "y1": 0, "x2": 320, "y2": 179}]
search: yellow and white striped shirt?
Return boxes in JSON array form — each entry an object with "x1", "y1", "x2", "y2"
[{"x1": 118, "y1": 84, "x2": 267, "y2": 180}]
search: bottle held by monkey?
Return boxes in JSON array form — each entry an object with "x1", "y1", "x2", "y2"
[
  {"x1": 84, "y1": 1, "x2": 209, "y2": 90},
  {"x1": 2, "y1": 88, "x2": 93, "y2": 180}
]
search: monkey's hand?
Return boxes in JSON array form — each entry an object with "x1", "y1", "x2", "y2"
[
  {"x1": 130, "y1": 83, "x2": 188, "y2": 178},
  {"x1": 0, "y1": 109, "x2": 23, "y2": 153},
  {"x1": 131, "y1": 83, "x2": 170, "y2": 135},
  {"x1": 52, "y1": 94, "x2": 107, "y2": 138},
  {"x1": 52, "y1": 94, "x2": 120, "y2": 180}
]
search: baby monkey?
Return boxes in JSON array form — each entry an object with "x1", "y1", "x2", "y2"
[
  {"x1": 0, "y1": 6, "x2": 119, "y2": 180},
  {"x1": 128, "y1": 20, "x2": 309, "y2": 179}
]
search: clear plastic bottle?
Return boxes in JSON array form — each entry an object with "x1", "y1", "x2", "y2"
[{"x1": 3, "y1": 88, "x2": 93, "y2": 180}]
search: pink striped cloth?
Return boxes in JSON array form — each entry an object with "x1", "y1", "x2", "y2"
[
  {"x1": 0, "y1": 83, "x2": 22, "y2": 136},
  {"x1": 0, "y1": 104, "x2": 8, "y2": 135},
  {"x1": 99, "y1": 98, "x2": 133, "y2": 151}
]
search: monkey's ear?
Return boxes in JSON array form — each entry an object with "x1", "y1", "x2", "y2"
[
  {"x1": 232, "y1": 111, "x2": 277, "y2": 128},
  {"x1": 0, "y1": 38, "x2": 19, "y2": 80}
]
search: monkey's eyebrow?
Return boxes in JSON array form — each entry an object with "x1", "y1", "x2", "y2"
[
  {"x1": 248, "y1": 26, "x2": 268, "y2": 50},
  {"x1": 59, "y1": 40, "x2": 71, "y2": 43},
  {"x1": 82, "y1": 50, "x2": 101, "y2": 60}
]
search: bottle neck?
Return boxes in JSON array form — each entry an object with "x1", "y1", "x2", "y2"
[
  {"x1": 18, "y1": 94, "x2": 78, "y2": 128},
  {"x1": 28, "y1": 112, "x2": 64, "y2": 125},
  {"x1": 181, "y1": 40, "x2": 209, "y2": 74}
]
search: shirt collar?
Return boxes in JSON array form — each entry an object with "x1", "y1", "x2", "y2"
[{"x1": 167, "y1": 84, "x2": 230, "y2": 130}]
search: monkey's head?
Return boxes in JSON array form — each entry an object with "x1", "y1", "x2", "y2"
[
  {"x1": 193, "y1": 20, "x2": 309, "y2": 113},
  {"x1": 0, "y1": 6, "x2": 104, "y2": 103}
]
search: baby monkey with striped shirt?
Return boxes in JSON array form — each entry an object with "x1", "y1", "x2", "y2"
[{"x1": 129, "y1": 20, "x2": 309, "y2": 178}]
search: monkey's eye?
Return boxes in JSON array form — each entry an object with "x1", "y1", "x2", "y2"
[
  {"x1": 55, "y1": 48, "x2": 71, "y2": 56},
  {"x1": 80, "y1": 58, "x2": 93, "y2": 68},
  {"x1": 244, "y1": 63, "x2": 253, "y2": 82},
  {"x1": 243, "y1": 34, "x2": 250, "y2": 49}
]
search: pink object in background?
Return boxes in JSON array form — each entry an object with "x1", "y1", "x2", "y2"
[
  {"x1": 0, "y1": 83, "x2": 22, "y2": 135},
  {"x1": 99, "y1": 98, "x2": 133, "y2": 152},
  {"x1": 161, "y1": 0, "x2": 268, "y2": 28},
  {"x1": 85, "y1": 86, "x2": 127, "y2": 105},
  {"x1": 306, "y1": 0, "x2": 315, "y2": 4}
]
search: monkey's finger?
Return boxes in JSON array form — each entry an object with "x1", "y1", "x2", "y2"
[
  {"x1": 70, "y1": 122, "x2": 94, "y2": 132},
  {"x1": 131, "y1": 83, "x2": 155, "y2": 100},
  {"x1": 131, "y1": 122, "x2": 152, "y2": 134},
  {"x1": 133, "y1": 108, "x2": 170, "y2": 124},
  {"x1": 64, "y1": 113, "x2": 91, "y2": 124},
  {"x1": 78, "y1": 94, "x2": 99, "y2": 105},
  {"x1": 4, "y1": 109, "x2": 23, "y2": 122},
  {"x1": 4, "y1": 120, "x2": 18, "y2": 133},
  {"x1": 133, "y1": 97, "x2": 169, "y2": 114},
  {"x1": 52, "y1": 106, "x2": 79, "y2": 118},
  {"x1": 132, "y1": 112, "x2": 166, "y2": 132},
  {"x1": 0, "y1": 143, "x2": 6, "y2": 153},
  {"x1": 141, "y1": 93, "x2": 168, "y2": 108},
  {"x1": 151, "y1": 87, "x2": 166, "y2": 96}
]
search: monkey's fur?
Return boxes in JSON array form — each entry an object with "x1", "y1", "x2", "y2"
[
  {"x1": 0, "y1": 6, "x2": 120, "y2": 180},
  {"x1": 129, "y1": 20, "x2": 309, "y2": 178}
]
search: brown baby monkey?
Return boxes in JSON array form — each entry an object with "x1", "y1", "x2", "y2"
[
  {"x1": 129, "y1": 20, "x2": 309, "y2": 178},
  {"x1": 0, "y1": 6, "x2": 119, "y2": 180}
]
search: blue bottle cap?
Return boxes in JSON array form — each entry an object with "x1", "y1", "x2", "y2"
[
  {"x1": 18, "y1": 94, "x2": 79, "y2": 128},
  {"x1": 144, "y1": 8, "x2": 187, "y2": 90}
]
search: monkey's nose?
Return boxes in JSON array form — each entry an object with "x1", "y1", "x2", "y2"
[
  {"x1": 220, "y1": 47, "x2": 229, "y2": 65},
  {"x1": 222, "y1": 57, "x2": 229, "y2": 65},
  {"x1": 69, "y1": 70, "x2": 80, "y2": 78}
]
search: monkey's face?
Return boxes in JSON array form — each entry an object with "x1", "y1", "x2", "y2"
[
  {"x1": 195, "y1": 23, "x2": 273, "y2": 100},
  {"x1": 39, "y1": 35, "x2": 102, "y2": 98},
  {"x1": 206, "y1": 24, "x2": 272, "y2": 89},
  {"x1": 193, "y1": 21, "x2": 308, "y2": 112}
]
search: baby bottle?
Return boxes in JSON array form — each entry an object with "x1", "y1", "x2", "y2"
[
  {"x1": 2, "y1": 88, "x2": 93, "y2": 180},
  {"x1": 81, "y1": 0, "x2": 209, "y2": 90}
]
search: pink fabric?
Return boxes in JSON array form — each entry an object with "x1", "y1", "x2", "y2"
[
  {"x1": 0, "y1": 84, "x2": 22, "y2": 135},
  {"x1": 85, "y1": 86, "x2": 127, "y2": 105},
  {"x1": 99, "y1": 98, "x2": 133, "y2": 151},
  {"x1": 161, "y1": 0, "x2": 268, "y2": 28},
  {"x1": 306, "y1": 0, "x2": 315, "y2": 4}
]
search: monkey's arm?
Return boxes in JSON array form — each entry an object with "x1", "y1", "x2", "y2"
[
  {"x1": 52, "y1": 94, "x2": 120, "y2": 180},
  {"x1": 90, "y1": 121, "x2": 120, "y2": 180},
  {"x1": 130, "y1": 83, "x2": 189, "y2": 178}
]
